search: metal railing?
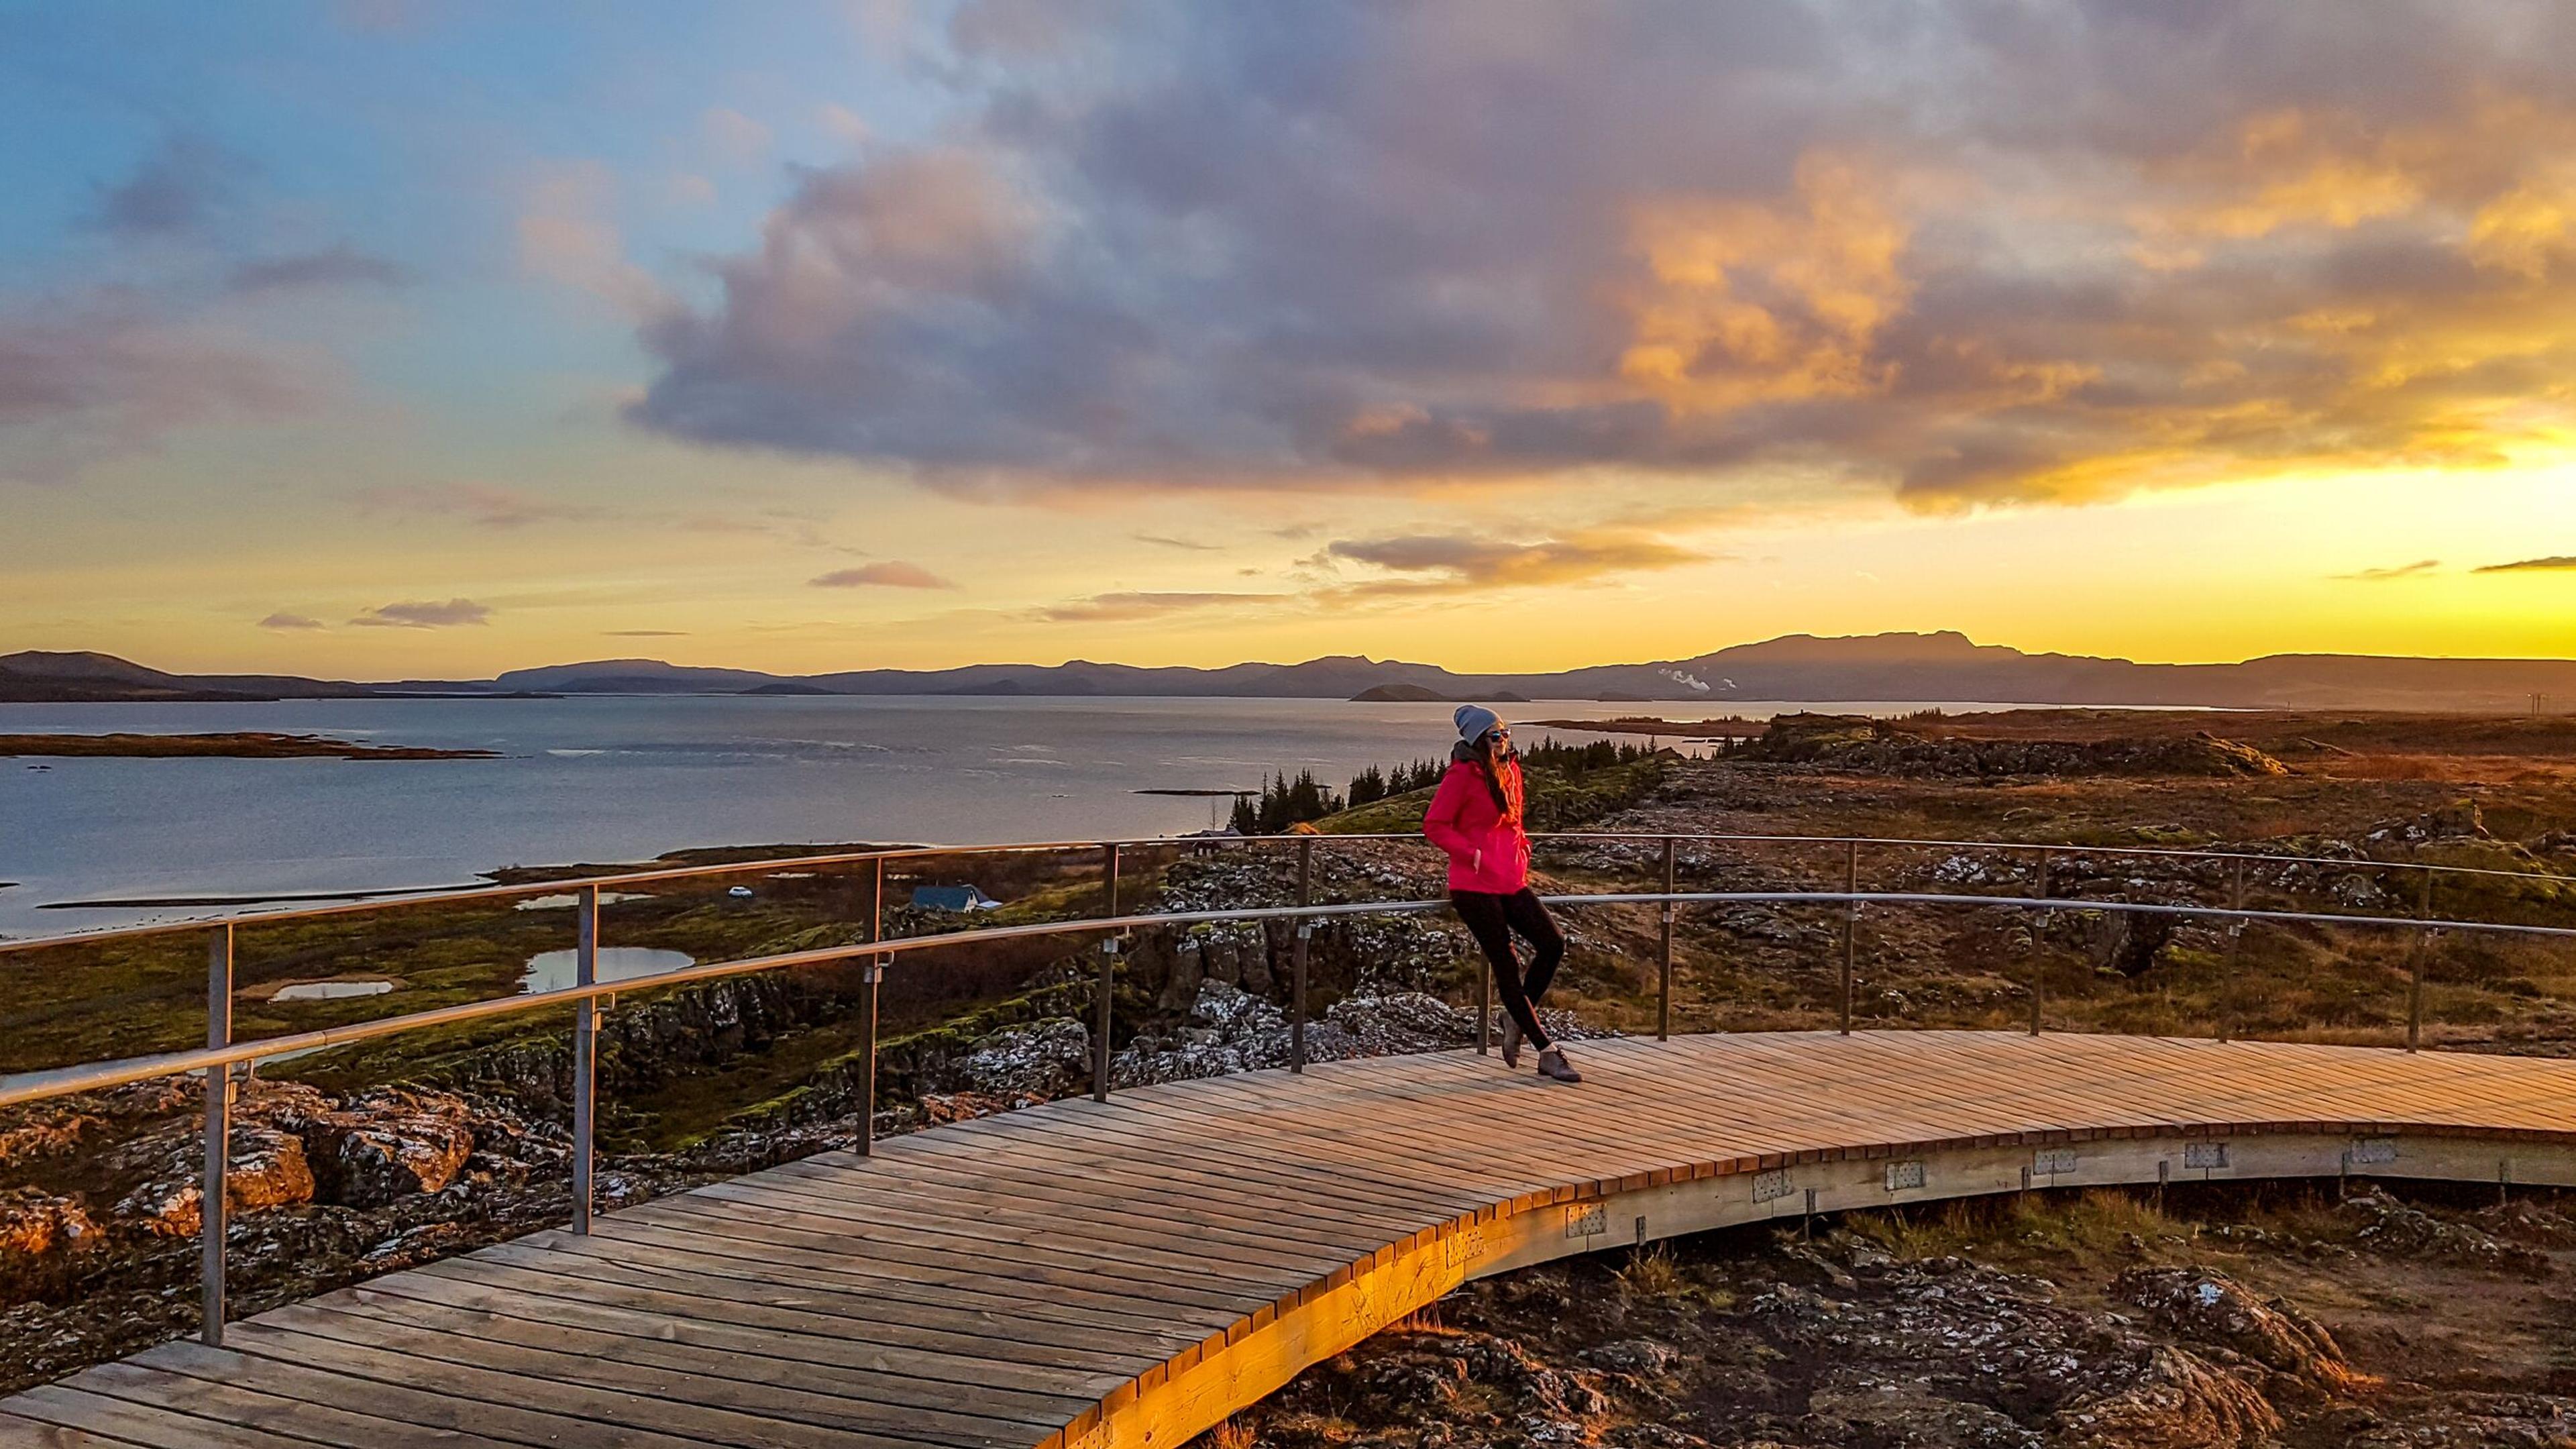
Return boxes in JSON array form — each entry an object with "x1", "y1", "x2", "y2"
[{"x1": 3, "y1": 827, "x2": 2572, "y2": 1346}]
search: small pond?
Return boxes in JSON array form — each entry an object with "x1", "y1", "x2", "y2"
[
  {"x1": 270, "y1": 979, "x2": 395, "y2": 1001},
  {"x1": 519, "y1": 947, "x2": 698, "y2": 994}
]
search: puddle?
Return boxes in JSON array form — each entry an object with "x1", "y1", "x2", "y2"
[
  {"x1": 270, "y1": 979, "x2": 394, "y2": 1001},
  {"x1": 513, "y1": 891, "x2": 651, "y2": 912},
  {"x1": 520, "y1": 946, "x2": 697, "y2": 994}
]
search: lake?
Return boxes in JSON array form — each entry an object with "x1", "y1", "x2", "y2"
[{"x1": 0, "y1": 692, "x2": 2055, "y2": 938}]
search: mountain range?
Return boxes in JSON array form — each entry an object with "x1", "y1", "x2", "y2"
[{"x1": 11, "y1": 633, "x2": 2576, "y2": 711}]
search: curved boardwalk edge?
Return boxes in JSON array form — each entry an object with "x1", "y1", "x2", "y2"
[{"x1": 8, "y1": 1032, "x2": 2576, "y2": 1449}]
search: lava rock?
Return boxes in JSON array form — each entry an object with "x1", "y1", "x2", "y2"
[
  {"x1": 2053, "y1": 1344, "x2": 2282, "y2": 1448},
  {"x1": 2116, "y1": 1266, "x2": 2367, "y2": 1395},
  {"x1": 960, "y1": 1018, "x2": 1093, "y2": 1099}
]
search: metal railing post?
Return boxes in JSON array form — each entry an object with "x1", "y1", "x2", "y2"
[
  {"x1": 1096, "y1": 844, "x2": 1121, "y2": 1101},
  {"x1": 1657, "y1": 837, "x2": 1676, "y2": 1042},
  {"x1": 868, "y1": 855, "x2": 884, "y2": 949},
  {"x1": 1094, "y1": 936, "x2": 1118, "y2": 1102},
  {"x1": 2031, "y1": 848, "x2": 2050, "y2": 1036},
  {"x1": 2220, "y1": 855, "x2": 2247, "y2": 1044},
  {"x1": 1291, "y1": 838, "x2": 1312, "y2": 1073},
  {"x1": 857, "y1": 957, "x2": 881, "y2": 1154},
  {"x1": 1839, "y1": 841, "x2": 1858, "y2": 1034},
  {"x1": 201, "y1": 923, "x2": 231, "y2": 1346},
  {"x1": 2408, "y1": 872, "x2": 2432, "y2": 1052},
  {"x1": 572, "y1": 884, "x2": 598, "y2": 1234}
]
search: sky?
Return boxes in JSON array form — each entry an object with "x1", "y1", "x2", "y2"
[{"x1": 3, "y1": 1, "x2": 2575, "y2": 680}]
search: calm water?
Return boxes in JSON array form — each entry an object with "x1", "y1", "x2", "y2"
[{"x1": 0, "y1": 693, "x2": 2049, "y2": 938}]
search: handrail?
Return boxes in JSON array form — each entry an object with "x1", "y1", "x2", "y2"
[
  {"x1": 6, "y1": 888, "x2": 2567, "y2": 1112},
  {"x1": 3, "y1": 827, "x2": 2566, "y2": 957}
]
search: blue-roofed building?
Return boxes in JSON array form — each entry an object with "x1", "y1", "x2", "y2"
[{"x1": 911, "y1": 885, "x2": 1000, "y2": 912}]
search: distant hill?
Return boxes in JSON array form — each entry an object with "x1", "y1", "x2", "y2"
[
  {"x1": 491, "y1": 659, "x2": 785, "y2": 694},
  {"x1": 0, "y1": 651, "x2": 374, "y2": 703},
  {"x1": 19, "y1": 635, "x2": 2576, "y2": 711}
]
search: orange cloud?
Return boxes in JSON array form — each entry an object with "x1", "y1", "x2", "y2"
[{"x1": 1617, "y1": 154, "x2": 1910, "y2": 411}]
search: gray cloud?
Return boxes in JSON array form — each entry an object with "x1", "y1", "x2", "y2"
[
  {"x1": 0, "y1": 299, "x2": 323, "y2": 484},
  {"x1": 625, "y1": 1, "x2": 2576, "y2": 510},
  {"x1": 93, "y1": 138, "x2": 246, "y2": 237},
  {"x1": 2333, "y1": 559, "x2": 2443, "y2": 581},
  {"x1": 810, "y1": 561, "x2": 957, "y2": 588},
  {"x1": 229, "y1": 246, "x2": 411, "y2": 294},
  {"x1": 350, "y1": 598, "x2": 492, "y2": 627},
  {"x1": 2475, "y1": 555, "x2": 2576, "y2": 573},
  {"x1": 256, "y1": 612, "x2": 326, "y2": 630}
]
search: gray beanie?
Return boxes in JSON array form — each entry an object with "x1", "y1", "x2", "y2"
[{"x1": 1453, "y1": 704, "x2": 1505, "y2": 743}]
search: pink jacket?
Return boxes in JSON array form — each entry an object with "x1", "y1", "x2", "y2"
[{"x1": 1423, "y1": 757, "x2": 1529, "y2": 894}]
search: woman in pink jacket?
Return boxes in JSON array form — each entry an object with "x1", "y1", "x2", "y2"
[{"x1": 1424, "y1": 706, "x2": 1580, "y2": 1083}]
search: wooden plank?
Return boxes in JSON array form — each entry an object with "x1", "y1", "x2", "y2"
[
  {"x1": 317, "y1": 1287, "x2": 1099, "y2": 1419},
  {"x1": 59, "y1": 1350, "x2": 580, "y2": 1444},
  {"x1": 12, "y1": 1031, "x2": 2576, "y2": 1449},
  {"x1": 0, "y1": 1402, "x2": 148, "y2": 1449},
  {"x1": 123, "y1": 1339, "x2": 728, "y2": 1449},
  {"x1": 484, "y1": 1230, "x2": 1203, "y2": 1350},
  {"x1": 404, "y1": 1250, "x2": 1162, "y2": 1378},
  {"x1": 272, "y1": 1299, "x2": 1059, "y2": 1442}
]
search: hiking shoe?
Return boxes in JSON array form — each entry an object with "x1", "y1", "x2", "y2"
[
  {"x1": 1536, "y1": 1046, "x2": 1582, "y2": 1083},
  {"x1": 1499, "y1": 1012, "x2": 1523, "y2": 1069}
]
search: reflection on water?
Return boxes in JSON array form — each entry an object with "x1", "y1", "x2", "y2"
[{"x1": 519, "y1": 947, "x2": 697, "y2": 994}]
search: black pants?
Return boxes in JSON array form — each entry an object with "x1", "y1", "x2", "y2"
[{"x1": 1452, "y1": 888, "x2": 1565, "y2": 1051}]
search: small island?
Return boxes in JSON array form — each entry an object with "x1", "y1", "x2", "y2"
[
  {"x1": 1348, "y1": 684, "x2": 1534, "y2": 703},
  {"x1": 0, "y1": 732, "x2": 500, "y2": 761}
]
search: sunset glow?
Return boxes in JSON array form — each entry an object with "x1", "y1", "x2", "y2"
[{"x1": 5, "y1": 3, "x2": 2575, "y2": 676}]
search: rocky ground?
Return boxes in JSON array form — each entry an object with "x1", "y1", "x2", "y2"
[{"x1": 1204, "y1": 1184, "x2": 2576, "y2": 1448}]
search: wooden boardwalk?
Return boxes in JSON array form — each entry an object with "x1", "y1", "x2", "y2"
[{"x1": 7, "y1": 1030, "x2": 2576, "y2": 1449}]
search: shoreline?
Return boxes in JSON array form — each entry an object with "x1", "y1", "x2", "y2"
[
  {"x1": 34, "y1": 883, "x2": 493, "y2": 912},
  {"x1": 1, "y1": 731, "x2": 499, "y2": 761}
]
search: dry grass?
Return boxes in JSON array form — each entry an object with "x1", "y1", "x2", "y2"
[
  {"x1": 1615, "y1": 1241, "x2": 1682, "y2": 1296},
  {"x1": 1201, "y1": 1417, "x2": 1257, "y2": 1449},
  {"x1": 1846, "y1": 1190, "x2": 2190, "y2": 1271},
  {"x1": 1847, "y1": 1200, "x2": 1985, "y2": 1259},
  {"x1": 1384, "y1": 1299, "x2": 1460, "y2": 1336}
]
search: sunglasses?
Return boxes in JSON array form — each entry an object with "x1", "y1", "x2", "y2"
[{"x1": 1485, "y1": 728, "x2": 1511, "y2": 743}]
